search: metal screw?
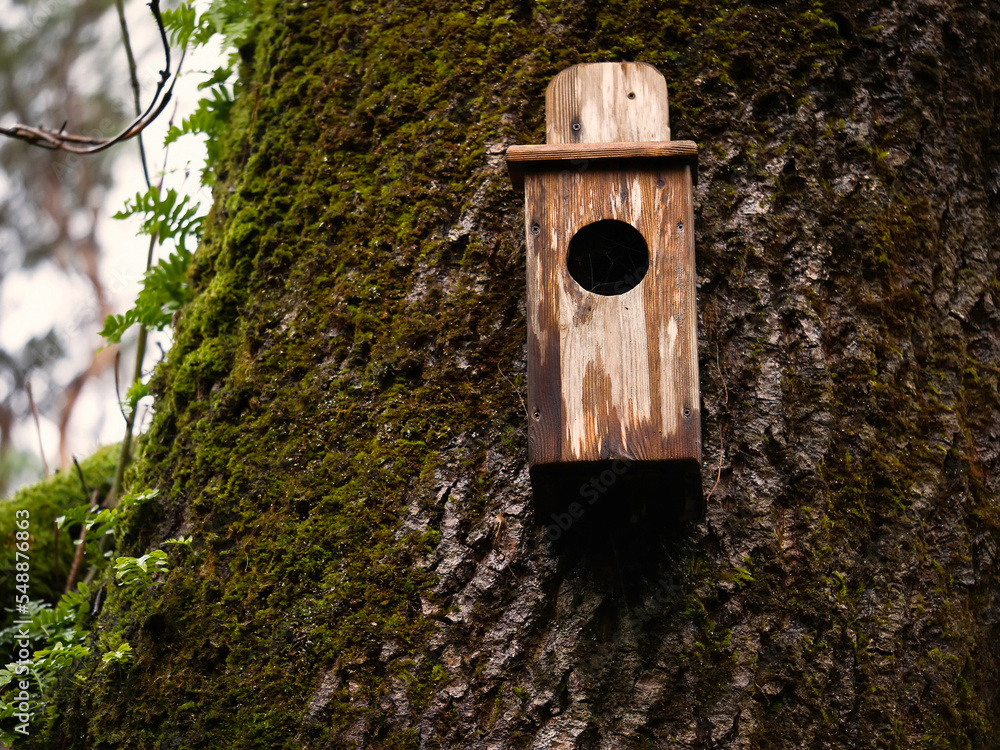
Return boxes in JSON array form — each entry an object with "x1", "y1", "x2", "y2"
[
  {"x1": 571, "y1": 121, "x2": 581, "y2": 132},
  {"x1": 677, "y1": 222, "x2": 684, "y2": 231},
  {"x1": 533, "y1": 410, "x2": 541, "y2": 420},
  {"x1": 530, "y1": 223, "x2": 541, "y2": 236},
  {"x1": 682, "y1": 407, "x2": 692, "y2": 418},
  {"x1": 627, "y1": 92, "x2": 636, "y2": 100}
]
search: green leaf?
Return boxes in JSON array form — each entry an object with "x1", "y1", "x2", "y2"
[
  {"x1": 114, "y1": 186, "x2": 204, "y2": 250},
  {"x1": 161, "y1": 1, "x2": 198, "y2": 47},
  {"x1": 163, "y1": 85, "x2": 235, "y2": 174},
  {"x1": 33, "y1": 642, "x2": 91, "y2": 669},
  {"x1": 101, "y1": 641, "x2": 133, "y2": 666},
  {"x1": 198, "y1": 66, "x2": 234, "y2": 90},
  {"x1": 122, "y1": 380, "x2": 150, "y2": 416},
  {"x1": 115, "y1": 550, "x2": 170, "y2": 591},
  {"x1": 100, "y1": 197, "x2": 198, "y2": 343},
  {"x1": 99, "y1": 311, "x2": 138, "y2": 344}
]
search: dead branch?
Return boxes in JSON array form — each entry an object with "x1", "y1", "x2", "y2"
[
  {"x1": 25, "y1": 381, "x2": 49, "y2": 478},
  {"x1": 115, "y1": 0, "x2": 152, "y2": 186},
  {"x1": 0, "y1": 0, "x2": 174, "y2": 156},
  {"x1": 64, "y1": 488, "x2": 100, "y2": 594}
]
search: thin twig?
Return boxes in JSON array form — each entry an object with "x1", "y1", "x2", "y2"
[
  {"x1": 498, "y1": 365, "x2": 528, "y2": 418},
  {"x1": 25, "y1": 381, "x2": 49, "y2": 478},
  {"x1": 716, "y1": 342, "x2": 729, "y2": 406},
  {"x1": 705, "y1": 423, "x2": 724, "y2": 504},
  {"x1": 0, "y1": 0, "x2": 174, "y2": 156},
  {"x1": 68, "y1": 457, "x2": 91, "y2": 590},
  {"x1": 53, "y1": 519, "x2": 61, "y2": 591},
  {"x1": 706, "y1": 345, "x2": 728, "y2": 504},
  {"x1": 114, "y1": 0, "x2": 151, "y2": 187},
  {"x1": 136, "y1": 402, "x2": 152, "y2": 434},
  {"x1": 72, "y1": 456, "x2": 91, "y2": 496},
  {"x1": 106, "y1": 94, "x2": 185, "y2": 508},
  {"x1": 106, "y1": 319, "x2": 148, "y2": 507},
  {"x1": 113, "y1": 349, "x2": 128, "y2": 421},
  {"x1": 65, "y1": 488, "x2": 100, "y2": 594}
]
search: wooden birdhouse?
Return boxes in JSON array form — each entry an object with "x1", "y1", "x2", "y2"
[{"x1": 506, "y1": 62, "x2": 704, "y2": 522}]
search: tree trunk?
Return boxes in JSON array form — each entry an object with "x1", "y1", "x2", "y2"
[{"x1": 41, "y1": 0, "x2": 1000, "y2": 747}]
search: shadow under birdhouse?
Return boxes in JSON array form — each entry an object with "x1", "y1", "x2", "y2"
[{"x1": 533, "y1": 458, "x2": 703, "y2": 550}]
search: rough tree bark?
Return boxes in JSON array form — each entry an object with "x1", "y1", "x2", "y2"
[{"x1": 38, "y1": 0, "x2": 1000, "y2": 747}]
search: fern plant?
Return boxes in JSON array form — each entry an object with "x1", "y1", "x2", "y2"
[
  {"x1": 165, "y1": 79, "x2": 235, "y2": 180},
  {"x1": 56, "y1": 489, "x2": 160, "y2": 566},
  {"x1": 101, "y1": 0, "x2": 255, "y2": 348},
  {"x1": 114, "y1": 550, "x2": 169, "y2": 594}
]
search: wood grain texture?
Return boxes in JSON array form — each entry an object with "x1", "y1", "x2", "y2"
[
  {"x1": 525, "y1": 165, "x2": 700, "y2": 467},
  {"x1": 512, "y1": 62, "x2": 702, "y2": 510},
  {"x1": 506, "y1": 141, "x2": 698, "y2": 189},
  {"x1": 546, "y1": 62, "x2": 670, "y2": 144}
]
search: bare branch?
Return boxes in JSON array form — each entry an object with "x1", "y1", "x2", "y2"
[
  {"x1": 65, "y1": 487, "x2": 101, "y2": 594},
  {"x1": 25, "y1": 380, "x2": 49, "y2": 478},
  {"x1": 115, "y1": 0, "x2": 152, "y2": 187},
  {"x1": 0, "y1": 0, "x2": 175, "y2": 156}
]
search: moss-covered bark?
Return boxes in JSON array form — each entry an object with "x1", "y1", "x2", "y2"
[{"x1": 32, "y1": 0, "x2": 1000, "y2": 747}]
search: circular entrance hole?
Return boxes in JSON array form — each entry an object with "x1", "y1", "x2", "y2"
[{"x1": 566, "y1": 219, "x2": 649, "y2": 296}]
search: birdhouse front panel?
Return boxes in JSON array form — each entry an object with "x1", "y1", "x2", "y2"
[{"x1": 525, "y1": 163, "x2": 699, "y2": 466}]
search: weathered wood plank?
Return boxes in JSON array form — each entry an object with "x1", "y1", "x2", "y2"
[
  {"x1": 507, "y1": 141, "x2": 697, "y2": 162},
  {"x1": 525, "y1": 165, "x2": 700, "y2": 466},
  {"x1": 506, "y1": 141, "x2": 698, "y2": 189},
  {"x1": 545, "y1": 62, "x2": 670, "y2": 144}
]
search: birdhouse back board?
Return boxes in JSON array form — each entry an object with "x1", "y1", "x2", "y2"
[{"x1": 508, "y1": 62, "x2": 703, "y2": 520}]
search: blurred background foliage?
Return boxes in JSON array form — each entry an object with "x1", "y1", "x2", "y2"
[{"x1": 0, "y1": 0, "x2": 150, "y2": 495}]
